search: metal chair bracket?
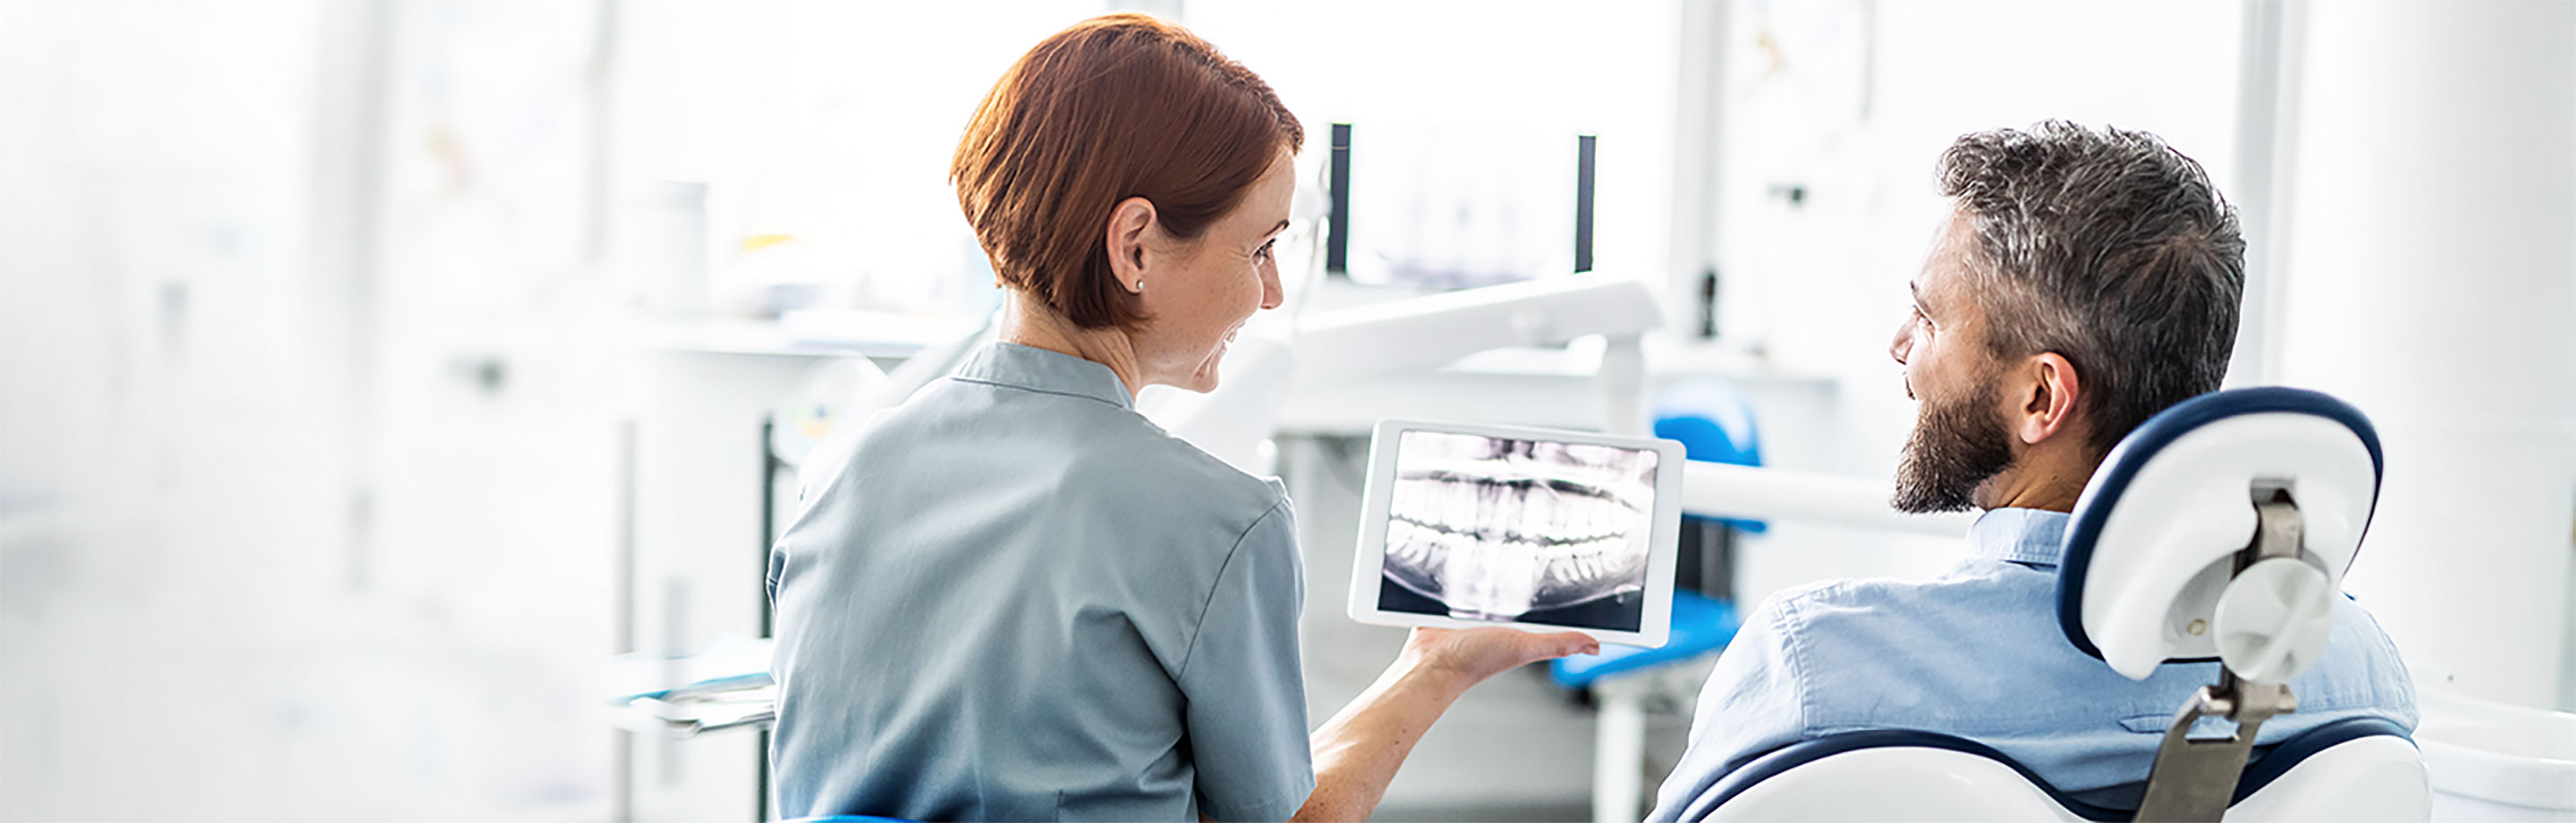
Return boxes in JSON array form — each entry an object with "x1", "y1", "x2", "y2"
[{"x1": 2131, "y1": 488, "x2": 2307, "y2": 822}]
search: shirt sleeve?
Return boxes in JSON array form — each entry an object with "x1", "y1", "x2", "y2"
[
  {"x1": 1648, "y1": 591, "x2": 1814, "y2": 822},
  {"x1": 1175, "y1": 497, "x2": 1316, "y2": 823}
]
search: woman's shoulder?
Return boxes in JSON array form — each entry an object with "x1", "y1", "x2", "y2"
[
  {"x1": 847, "y1": 369, "x2": 1291, "y2": 551},
  {"x1": 1068, "y1": 416, "x2": 1290, "y2": 530}
]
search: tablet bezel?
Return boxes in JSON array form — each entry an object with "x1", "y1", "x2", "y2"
[{"x1": 1343, "y1": 418, "x2": 1684, "y2": 648}]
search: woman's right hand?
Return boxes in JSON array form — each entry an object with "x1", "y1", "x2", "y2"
[{"x1": 1396, "y1": 625, "x2": 1600, "y2": 689}]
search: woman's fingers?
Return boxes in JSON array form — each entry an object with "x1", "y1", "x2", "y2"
[
  {"x1": 1405, "y1": 626, "x2": 1603, "y2": 682},
  {"x1": 1533, "y1": 630, "x2": 1602, "y2": 660}
]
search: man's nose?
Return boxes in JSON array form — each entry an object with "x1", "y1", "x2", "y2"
[{"x1": 1889, "y1": 317, "x2": 1913, "y2": 365}]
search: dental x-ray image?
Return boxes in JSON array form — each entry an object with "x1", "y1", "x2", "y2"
[{"x1": 1378, "y1": 430, "x2": 1658, "y2": 632}]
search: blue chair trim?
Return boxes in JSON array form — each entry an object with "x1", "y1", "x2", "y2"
[
  {"x1": 2055, "y1": 387, "x2": 2384, "y2": 662},
  {"x1": 1687, "y1": 717, "x2": 2411, "y2": 822}
]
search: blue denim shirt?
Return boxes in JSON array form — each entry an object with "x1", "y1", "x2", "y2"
[
  {"x1": 1649, "y1": 507, "x2": 2417, "y2": 821},
  {"x1": 767, "y1": 343, "x2": 1314, "y2": 822}
]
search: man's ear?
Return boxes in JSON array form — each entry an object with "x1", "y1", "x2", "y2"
[
  {"x1": 2012, "y1": 352, "x2": 2083, "y2": 445},
  {"x1": 1104, "y1": 196, "x2": 1157, "y2": 293}
]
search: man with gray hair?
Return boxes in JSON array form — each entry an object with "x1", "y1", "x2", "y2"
[{"x1": 1647, "y1": 122, "x2": 2417, "y2": 820}]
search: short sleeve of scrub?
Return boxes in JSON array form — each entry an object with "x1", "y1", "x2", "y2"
[{"x1": 1179, "y1": 497, "x2": 1315, "y2": 822}]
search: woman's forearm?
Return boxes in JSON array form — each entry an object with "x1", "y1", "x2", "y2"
[
  {"x1": 1282, "y1": 627, "x2": 1595, "y2": 821},
  {"x1": 1290, "y1": 658, "x2": 1473, "y2": 822}
]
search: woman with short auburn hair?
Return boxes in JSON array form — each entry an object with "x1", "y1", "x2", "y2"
[{"x1": 766, "y1": 13, "x2": 1592, "y2": 823}]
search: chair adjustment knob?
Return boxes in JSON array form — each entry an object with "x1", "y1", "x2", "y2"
[{"x1": 2212, "y1": 557, "x2": 2336, "y2": 683}]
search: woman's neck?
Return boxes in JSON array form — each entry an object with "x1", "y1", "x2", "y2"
[{"x1": 996, "y1": 290, "x2": 1147, "y2": 401}]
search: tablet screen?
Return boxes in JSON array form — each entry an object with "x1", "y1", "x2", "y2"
[{"x1": 1376, "y1": 429, "x2": 1660, "y2": 632}]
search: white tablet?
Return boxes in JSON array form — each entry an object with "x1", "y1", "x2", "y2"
[{"x1": 1344, "y1": 419, "x2": 1686, "y2": 649}]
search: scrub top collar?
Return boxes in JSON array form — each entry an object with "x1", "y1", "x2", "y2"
[
  {"x1": 1969, "y1": 506, "x2": 2072, "y2": 569},
  {"x1": 953, "y1": 341, "x2": 1137, "y2": 412}
]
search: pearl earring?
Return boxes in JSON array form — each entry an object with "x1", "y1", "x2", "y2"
[{"x1": 1131, "y1": 278, "x2": 1145, "y2": 293}]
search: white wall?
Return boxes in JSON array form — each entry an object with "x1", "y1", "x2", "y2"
[
  {"x1": 2267, "y1": 0, "x2": 2576, "y2": 709},
  {"x1": 0, "y1": 3, "x2": 623, "y2": 818}
]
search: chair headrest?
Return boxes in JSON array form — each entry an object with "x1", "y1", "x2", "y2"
[{"x1": 2056, "y1": 387, "x2": 2382, "y2": 681}]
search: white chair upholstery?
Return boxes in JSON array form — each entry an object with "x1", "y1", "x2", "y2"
[
  {"x1": 2226, "y1": 734, "x2": 2428, "y2": 821},
  {"x1": 1707, "y1": 745, "x2": 2082, "y2": 822},
  {"x1": 1699, "y1": 722, "x2": 2428, "y2": 822}
]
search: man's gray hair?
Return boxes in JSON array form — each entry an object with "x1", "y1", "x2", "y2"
[{"x1": 1936, "y1": 121, "x2": 2246, "y2": 455}]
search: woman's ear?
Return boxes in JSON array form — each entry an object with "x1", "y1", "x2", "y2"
[{"x1": 1103, "y1": 196, "x2": 1156, "y2": 293}]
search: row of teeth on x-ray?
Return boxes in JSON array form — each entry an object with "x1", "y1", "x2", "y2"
[
  {"x1": 1392, "y1": 479, "x2": 1641, "y2": 543},
  {"x1": 1383, "y1": 473, "x2": 1648, "y2": 616},
  {"x1": 1383, "y1": 517, "x2": 1641, "y2": 584}
]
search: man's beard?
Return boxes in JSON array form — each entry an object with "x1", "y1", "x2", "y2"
[{"x1": 1892, "y1": 378, "x2": 2017, "y2": 513}]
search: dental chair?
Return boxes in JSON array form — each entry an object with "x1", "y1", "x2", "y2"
[{"x1": 1693, "y1": 387, "x2": 2429, "y2": 822}]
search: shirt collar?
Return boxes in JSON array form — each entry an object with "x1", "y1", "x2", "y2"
[
  {"x1": 1970, "y1": 506, "x2": 2072, "y2": 568},
  {"x1": 952, "y1": 342, "x2": 1136, "y2": 411}
]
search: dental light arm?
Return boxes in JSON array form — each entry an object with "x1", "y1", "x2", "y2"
[
  {"x1": 1142, "y1": 275, "x2": 1664, "y2": 472},
  {"x1": 1682, "y1": 461, "x2": 1974, "y2": 537},
  {"x1": 1287, "y1": 275, "x2": 1663, "y2": 385}
]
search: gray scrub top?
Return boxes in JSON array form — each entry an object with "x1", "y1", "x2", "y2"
[{"x1": 767, "y1": 342, "x2": 1315, "y2": 822}]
